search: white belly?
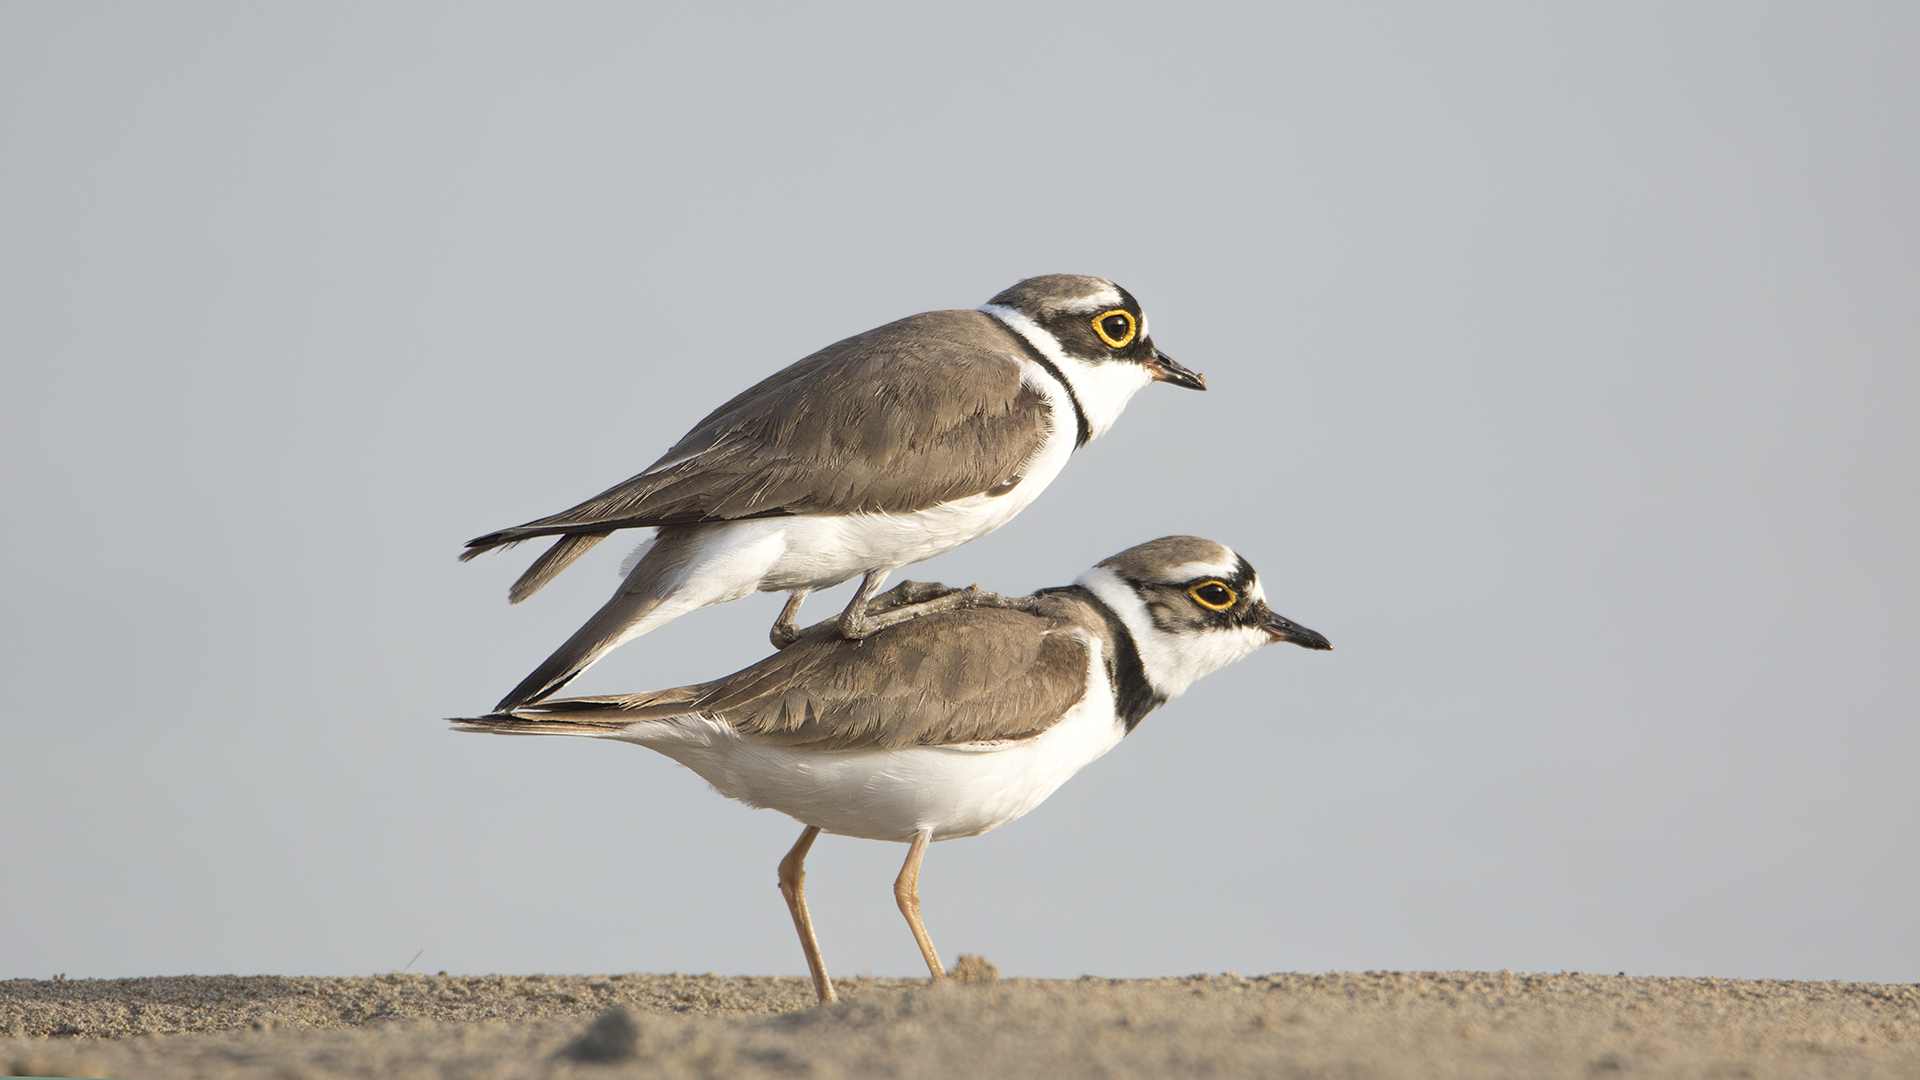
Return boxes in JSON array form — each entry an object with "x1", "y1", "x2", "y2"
[
  {"x1": 600, "y1": 663, "x2": 1126, "y2": 842},
  {"x1": 754, "y1": 479, "x2": 1054, "y2": 592}
]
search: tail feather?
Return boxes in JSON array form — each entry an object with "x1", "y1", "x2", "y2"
[
  {"x1": 459, "y1": 527, "x2": 538, "y2": 561},
  {"x1": 450, "y1": 713, "x2": 628, "y2": 737},
  {"x1": 459, "y1": 529, "x2": 615, "y2": 605},
  {"x1": 508, "y1": 531, "x2": 611, "y2": 604},
  {"x1": 452, "y1": 685, "x2": 706, "y2": 737},
  {"x1": 493, "y1": 529, "x2": 710, "y2": 713},
  {"x1": 527, "y1": 689, "x2": 703, "y2": 714},
  {"x1": 457, "y1": 537, "x2": 517, "y2": 563},
  {"x1": 494, "y1": 589, "x2": 673, "y2": 712}
]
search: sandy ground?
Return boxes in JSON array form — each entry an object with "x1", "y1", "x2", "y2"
[{"x1": 3, "y1": 969, "x2": 1916, "y2": 1079}]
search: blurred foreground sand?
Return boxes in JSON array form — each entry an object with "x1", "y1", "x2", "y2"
[{"x1": 4, "y1": 970, "x2": 1916, "y2": 1078}]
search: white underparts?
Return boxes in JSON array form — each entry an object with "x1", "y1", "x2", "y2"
[{"x1": 602, "y1": 629, "x2": 1127, "y2": 842}]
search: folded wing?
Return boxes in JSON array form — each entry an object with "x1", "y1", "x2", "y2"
[
  {"x1": 462, "y1": 312, "x2": 1054, "y2": 585},
  {"x1": 456, "y1": 603, "x2": 1095, "y2": 753}
]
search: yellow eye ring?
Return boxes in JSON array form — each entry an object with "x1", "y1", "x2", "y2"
[
  {"x1": 1091, "y1": 309, "x2": 1137, "y2": 349},
  {"x1": 1188, "y1": 581, "x2": 1237, "y2": 610}
]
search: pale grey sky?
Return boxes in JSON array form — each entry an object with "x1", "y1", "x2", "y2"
[{"x1": 3, "y1": 3, "x2": 1916, "y2": 984}]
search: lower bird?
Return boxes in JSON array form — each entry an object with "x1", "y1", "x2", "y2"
[{"x1": 453, "y1": 536, "x2": 1331, "y2": 1004}]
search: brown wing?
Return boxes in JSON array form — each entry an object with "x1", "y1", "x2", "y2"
[
  {"x1": 497, "y1": 601, "x2": 1099, "y2": 752},
  {"x1": 465, "y1": 310, "x2": 1052, "y2": 552}
]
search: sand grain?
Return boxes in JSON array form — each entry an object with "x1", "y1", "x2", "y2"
[{"x1": 4, "y1": 971, "x2": 1915, "y2": 1078}]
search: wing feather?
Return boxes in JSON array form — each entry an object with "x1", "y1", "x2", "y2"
[
  {"x1": 701, "y1": 606, "x2": 1093, "y2": 750},
  {"x1": 464, "y1": 310, "x2": 1052, "y2": 553},
  {"x1": 487, "y1": 601, "x2": 1098, "y2": 752}
]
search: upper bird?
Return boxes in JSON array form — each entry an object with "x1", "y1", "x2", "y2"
[{"x1": 464, "y1": 275, "x2": 1206, "y2": 712}]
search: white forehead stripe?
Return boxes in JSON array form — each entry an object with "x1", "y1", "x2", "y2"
[
  {"x1": 1160, "y1": 559, "x2": 1242, "y2": 582},
  {"x1": 1158, "y1": 559, "x2": 1267, "y2": 603},
  {"x1": 1062, "y1": 285, "x2": 1124, "y2": 312},
  {"x1": 1120, "y1": 559, "x2": 1267, "y2": 604}
]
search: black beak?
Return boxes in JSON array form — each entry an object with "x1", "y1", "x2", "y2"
[
  {"x1": 1146, "y1": 344, "x2": 1206, "y2": 391},
  {"x1": 1260, "y1": 606, "x2": 1332, "y2": 651}
]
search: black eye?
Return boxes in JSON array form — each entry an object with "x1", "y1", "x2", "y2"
[
  {"x1": 1091, "y1": 309, "x2": 1137, "y2": 349},
  {"x1": 1188, "y1": 581, "x2": 1236, "y2": 610}
]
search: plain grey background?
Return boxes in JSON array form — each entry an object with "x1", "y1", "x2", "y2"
[{"x1": 3, "y1": 4, "x2": 1915, "y2": 985}]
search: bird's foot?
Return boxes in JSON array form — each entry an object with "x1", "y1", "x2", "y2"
[
  {"x1": 869, "y1": 580, "x2": 966, "y2": 609},
  {"x1": 770, "y1": 590, "x2": 813, "y2": 649},
  {"x1": 841, "y1": 583, "x2": 1011, "y2": 639}
]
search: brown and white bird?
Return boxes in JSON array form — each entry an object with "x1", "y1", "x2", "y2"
[
  {"x1": 453, "y1": 536, "x2": 1331, "y2": 1004},
  {"x1": 462, "y1": 275, "x2": 1205, "y2": 712}
]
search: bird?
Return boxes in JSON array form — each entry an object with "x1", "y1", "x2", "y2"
[
  {"x1": 452, "y1": 535, "x2": 1332, "y2": 1004},
  {"x1": 462, "y1": 275, "x2": 1206, "y2": 713}
]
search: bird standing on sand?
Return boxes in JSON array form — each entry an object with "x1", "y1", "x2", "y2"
[
  {"x1": 454, "y1": 536, "x2": 1331, "y2": 1005},
  {"x1": 463, "y1": 275, "x2": 1206, "y2": 713}
]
